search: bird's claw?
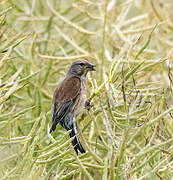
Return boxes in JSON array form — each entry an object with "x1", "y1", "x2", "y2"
[{"x1": 84, "y1": 100, "x2": 93, "y2": 116}]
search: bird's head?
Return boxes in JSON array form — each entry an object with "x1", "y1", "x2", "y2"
[{"x1": 67, "y1": 60, "x2": 96, "y2": 77}]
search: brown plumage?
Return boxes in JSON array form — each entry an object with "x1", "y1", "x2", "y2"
[
  {"x1": 53, "y1": 77, "x2": 81, "y2": 103},
  {"x1": 50, "y1": 60, "x2": 95, "y2": 155}
]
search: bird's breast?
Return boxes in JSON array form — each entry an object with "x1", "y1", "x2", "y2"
[{"x1": 75, "y1": 81, "x2": 87, "y2": 115}]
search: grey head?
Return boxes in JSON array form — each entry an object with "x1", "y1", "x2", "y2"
[{"x1": 67, "y1": 60, "x2": 95, "y2": 77}]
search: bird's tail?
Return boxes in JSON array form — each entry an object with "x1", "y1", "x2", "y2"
[
  {"x1": 70, "y1": 121, "x2": 85, "y2": 155},
  {"x1": 50, "y1": 122, "x2": 57, "y2": 133}
]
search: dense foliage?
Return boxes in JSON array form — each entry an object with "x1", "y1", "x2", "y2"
[{"x1": 0, "y1": 0, "x2": 173, "y2": 179}]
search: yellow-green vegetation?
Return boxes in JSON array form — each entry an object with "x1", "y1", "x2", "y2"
[{"x1": 1, "y1": 0, "x2": 173, "y2": 179}]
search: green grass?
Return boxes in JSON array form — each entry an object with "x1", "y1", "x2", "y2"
[{"x1": 1, "y1": 0, "x2": 173, "y2": 179}]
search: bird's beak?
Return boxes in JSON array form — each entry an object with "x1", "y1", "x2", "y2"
[{"x1": 87, "y1": 63, "x2": 96, "y2": 71}]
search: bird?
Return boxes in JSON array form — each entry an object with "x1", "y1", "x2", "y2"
[{"x1": 50, "y1": 60, "x2": 95, "y2": 155}]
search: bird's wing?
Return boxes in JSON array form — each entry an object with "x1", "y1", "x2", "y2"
[{"x1": 51, "y1": 76, "x2": 81, "y2": 132}]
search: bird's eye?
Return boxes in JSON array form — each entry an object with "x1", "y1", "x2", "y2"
[{"x1": 79, "y1": 63, "x2": 84, "y2": 66}]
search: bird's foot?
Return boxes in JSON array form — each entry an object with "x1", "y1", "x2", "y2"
[{"x1": 84, "y1": 100, "x2": 93, "y2": 116}]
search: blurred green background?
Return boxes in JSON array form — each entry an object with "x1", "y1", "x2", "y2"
[{"x1": 1, "y1": 0, "x2": 173, "y2": 179}]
